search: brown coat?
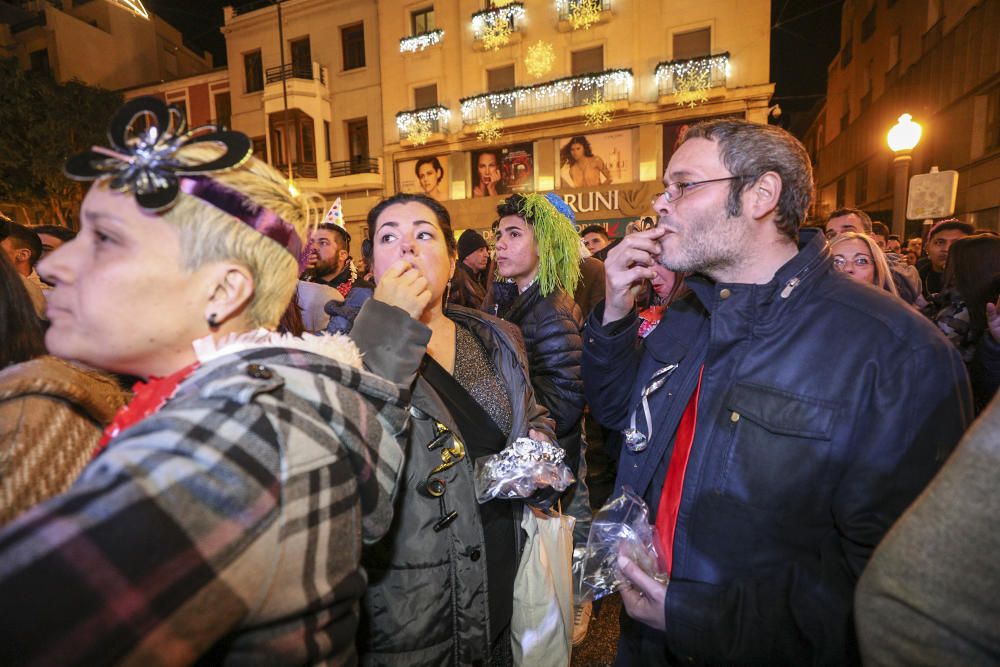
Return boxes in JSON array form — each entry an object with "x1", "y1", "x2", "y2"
[{"x1": 0, "y1": 356, "x2": 129, "y2": 526}]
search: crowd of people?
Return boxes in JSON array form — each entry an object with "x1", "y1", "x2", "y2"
[{"x1": 1, "y1": 97, "x2": 999, "y2": 665}]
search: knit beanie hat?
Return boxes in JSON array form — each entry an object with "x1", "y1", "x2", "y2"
[{"x1": 457, "y1": 229, "x2": 488, "y2": 262}]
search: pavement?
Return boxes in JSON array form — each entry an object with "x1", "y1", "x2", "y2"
[{"x1": 571, "y1": 594, "x2": 622, "y2": 667}]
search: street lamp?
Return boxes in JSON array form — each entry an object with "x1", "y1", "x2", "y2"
[{"x1": 887, "y1": 113, "x2": 922, "y2": 238}]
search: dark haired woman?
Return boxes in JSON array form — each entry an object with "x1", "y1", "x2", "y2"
[
  {"x1": 351, "y1": 192, "x2": 555, "y2": 665},
  {"x1": 934, "y1": 234, "x2": 1000, "y2": 412},
  {"x1": 560, "y1": 135, "x2": 611, "y2": 187},
  {"x1": 0, "y1": 253, "x2": 128, "y2": 527},
  {"x1": 415, "y1": 155, "x2": 446, "y2": 201}
]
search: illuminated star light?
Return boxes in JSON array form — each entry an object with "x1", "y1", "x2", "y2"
[
  {"x1": 406, "y1": 118, "x2": 433, "y2": 145},
  {"x1": 567, "y1": 0, "x2": 601, "y2": 30}
]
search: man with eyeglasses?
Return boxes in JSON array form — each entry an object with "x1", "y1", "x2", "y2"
[{"x1": 582, "y1": 118, "x2": 972, "y2": 665}]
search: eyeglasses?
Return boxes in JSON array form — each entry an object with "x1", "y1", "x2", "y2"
[
  {"x1": 833, "y1": 256, "x2": 873, "y2": 270},
  {"x1": 422, "y1": 421, "x2": 465, "y2": 532},
  {"x1": 651, "y1": 175, "x2": 749, "y2": 207}
]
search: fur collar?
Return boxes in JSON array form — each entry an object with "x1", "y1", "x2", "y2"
[{"x1": 192, "y1": 329, "x2": 363, "y2": 369}]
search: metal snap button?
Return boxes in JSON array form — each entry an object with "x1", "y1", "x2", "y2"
[{"x1": 246, "y1": 363, "x2": 273, "y2": 380}]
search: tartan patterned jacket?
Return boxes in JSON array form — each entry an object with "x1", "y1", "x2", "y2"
[{"x1": 0, "y1": 333, "x2": 423, "y2": 666}]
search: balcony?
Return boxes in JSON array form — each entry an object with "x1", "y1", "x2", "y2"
[
  {"x1": 275, "y1": 162, "x2": 318, "y2": 180},
  {"x1": 655, "y1": 53, "x2": 729, "y2": 100},
  {"x1": 557, "y1": 0, "x2": 611, "y2": 20},
  {"x1": 266, "y1": 62, "x2": 325, "y2": 85},
  {"x1": 328, "y1": 158, "x2": 383, "y2": 192},
  {"x1": 400, "y1": 29, "x2": 445, "y2": 54},
  {"x1": 330, "y1": 158, "x2": 379, "y2": 177},
  {"x1": 471, "y1": 2, "x2": 525, "y2": 48},
  {"x1": 396, "y1": 106, "x2": 451, "y2": 143},
  {"x1": 460, "y1": 68, "x2": 632, "y2": 125}
]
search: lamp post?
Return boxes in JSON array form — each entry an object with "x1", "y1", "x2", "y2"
[{"x1": 887, "y1": 113, "x2": 922, "y2": 238}]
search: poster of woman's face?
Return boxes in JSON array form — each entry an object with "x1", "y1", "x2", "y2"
[
  {"x1": 397, "y1": 155, "x2": 449, "y2": 201},
  {"x1": 558, "y1": 130, "x2": 633, "y2": 189},
  {"x1": 471, "y1": 143, "x2": 533, "y2": 198}
]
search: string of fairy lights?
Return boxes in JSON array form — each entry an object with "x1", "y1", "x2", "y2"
[
  {"x1": 399, "y1": 29, "x2": 445, "y2": 54},
  {"x1": 460, "y1": 68, "x2": 633, "y2": 119}
]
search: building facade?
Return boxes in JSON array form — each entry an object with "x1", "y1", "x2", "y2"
[
  {"x1": 379, "y1": 0, "x2": 773, "y2": 239},
  {"x1": 0, "y1": 0, "x2": 213, "y2": 90},
  {"x1": 215, "y1": 0, "x2": 773, "y2": 252},
  {"x1": 812, "y1": 0, "x2": 999, "y2": 236}
]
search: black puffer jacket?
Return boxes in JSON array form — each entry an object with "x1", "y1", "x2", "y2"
[{"x1": 488, "y1": 281, "x2": 585, "y2": 472}]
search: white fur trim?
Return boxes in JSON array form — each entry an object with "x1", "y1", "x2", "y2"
[{"x1": 192, "y1": 329, "x2": 363, "y2": 368}]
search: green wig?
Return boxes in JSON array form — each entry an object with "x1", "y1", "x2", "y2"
[{"x1": 501, "y1": 192, "x2": 582, "y2": 297}]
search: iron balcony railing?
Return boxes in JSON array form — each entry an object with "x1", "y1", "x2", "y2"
[
  {"x1": 460, "y1": 68, "x2": 632, "y2": 125},
  {"x1": 557, "y1": 0, "x2": 611, "y2": 21},
  {"x1": 265, "y1": 62, "x2": 325, "y2": 85},
  {"x1": 655, "y1": 53, "x2": 729, "y2": 97},
  {"x1": 275, "y1": 162, "x2": 317, "y2": 179},
  {"x1": 330, "y1": 158, "x2": 380, "y2": 177}
]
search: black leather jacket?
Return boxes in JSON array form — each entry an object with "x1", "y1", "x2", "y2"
[{"x1": 491, "y1": 281, "x2": 585, "y2": 473}]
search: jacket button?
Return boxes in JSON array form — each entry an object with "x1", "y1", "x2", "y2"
[
  {"x1": 246, "y1": 363, "x2": 273, "y2": 380},
  {"x1": 469, "y1": 549, "x2": 481, "y2": 561},
  {"x1": 719, "y1": 288, "x2": 732, "y2": 300},
  {"x1": 730, "y1": 411, "x2": 741, "y2": 423}
]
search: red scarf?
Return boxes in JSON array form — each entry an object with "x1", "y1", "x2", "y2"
[
  {"x1": 335, "y1": 280, "x2": 353, "y2": 298},
  {"x1": 94, "y1": 362, "x2": 200, "y2": 458}
]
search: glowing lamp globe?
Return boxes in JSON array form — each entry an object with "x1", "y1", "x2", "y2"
[{"x1": 887, "y1": 113, "x2": 922, "y2": 153}]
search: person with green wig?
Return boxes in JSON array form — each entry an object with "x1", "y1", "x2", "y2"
[{"x1": 486, "y1": 191, "x2": 595, "y2": 645}]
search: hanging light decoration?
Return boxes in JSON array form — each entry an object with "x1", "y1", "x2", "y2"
[
  {"x1": 476, "y1": 110, "x2": 504, "y2": 143},
  {"x1": 655, "y1": 53, "x2": 729, "y2": 107},
  {"x1": 399, "y1": 29, "x2": 445, "y2": 54},
  {"x1": 461, "y1": 68, "x2": 632, "y2": 121},
  {"x1": 407, "y1": 118, "x2": 433, "y2": 145},
  {"x1": 525, "y1": 41, "x2": 556, "y2": 78},
  {"x1": 584, "y1": 91, "x2": 613, "y2": 127},
  {"x1": 471, "y1": 3, "x2": 525, "y2": 51},
  {"x1": 566, "y1": 0, "x2": 601, "y2": 30}
]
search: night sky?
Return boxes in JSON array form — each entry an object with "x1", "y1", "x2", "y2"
[{"x1": 145, "y1": 0, "x2": 844, "y2": 137}]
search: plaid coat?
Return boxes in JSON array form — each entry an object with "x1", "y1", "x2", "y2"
[{"x1": 0, "y1": 333, "x2": 420, "y2": 666}]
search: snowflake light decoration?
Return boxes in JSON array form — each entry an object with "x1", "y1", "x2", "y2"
[
  {"x1": 674, "y1": 68, "x2": 712, "y2": 108},
  {"x1": 525, "y1": 41, "x2": 556, "y2": 78},
  {"x1": 481, "y1": 18, "x2": 513, "y2": 50},
  {"x1": 406, "y1": 118, "x2": 433, "y2": 145},
  {"x1": 584, "y1": 91, "x2": 613, "y2": 127},
  {"x1": 476, "y1": 110, "x2": 504, "y2": 143},
  {"x1": 567, "y1": 0, "x2": 601, "y2": 30}
]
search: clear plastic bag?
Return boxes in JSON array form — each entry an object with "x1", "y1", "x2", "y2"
[
  {"x1": 575, "y1": 486, "x2": 669, "y2": 603},
  {"x1": 474, "y1": 437, "x2": 576, "y2": 503}
]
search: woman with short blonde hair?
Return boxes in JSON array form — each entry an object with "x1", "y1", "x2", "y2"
[{"x1": 0, "y1": 97, "x2": 418, "y2": 665}]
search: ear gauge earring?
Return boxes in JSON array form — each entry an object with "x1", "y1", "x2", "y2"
[{"x1": 207, "y1": 313, "x2": 220, "y2": 330}]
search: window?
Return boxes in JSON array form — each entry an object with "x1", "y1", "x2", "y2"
[
  {"x1": 987, "y1": 86, "x2": 1000, "y2": 152},
  {"x1": 856, "y1": 163, "x2": 868, "y2": 204},
  {"x1": 572, "y1": 46, "x2": 604, "y2": 106},
  {"x1": 414, "y1": 84, "x2": 438, "y2": 109},
  {"x1": 487, "y1": 65, "x2": 516, "y2": 118},
  {"x1": 170, "y1": 99, "x2": 188, "y2": 126},
  {"x1": 888, "y1": 32, "x2": 900, "y2": 70},
  {"x1": 860, "y1": 62, "x2": 872, "y2": 112},
  {"x1": 488, "y1": 65, "x2": 515, "y2": 92},
  {"x1": 251, "y1": 137, "x2": 267, "y2": 162},
  {"x1": 214, "y1": 92, "x2": 231, "y2": 129},
  {"x1": 290, "y1": 37, "x2": 311, "y2": 78},
  {"x1": 836, "y1": 177, "x2": 846, "y2": 208},
  {"x1": 672, "y1": 27, "x2": 711, "y2": 60},
  {"x1": 411, "y1": 7, "x2": 435, "y2": 35},
  {"x1": 324, "y1": 120, "x2": 332, "y2": 160},
  {"x1": 29, "y1": 49, "x2": 49, "y2": 73},
  {"x1": 841, "y1": 38, "x2": 853, "y2": 68},
  {"x1": 342, "y1": 23, "x2": 365, "y2": 70},
  {"x1": 244, "y1": 50, "x2": 263, "y2": 93},
  {"x1": 269, "y1": 110, "x2": 317, "y2": 177},
  {"x1": 861, "y1": 6, "x2": 876, "y2": 42},
  {"x1": 347, "y1": 119, "x2": 369, "y2": 168}
]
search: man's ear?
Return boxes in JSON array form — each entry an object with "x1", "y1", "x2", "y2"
[
  {"x1": 748, "y1": 171, "x2": 782, "y2": 221},
  {"x1": 204, "y1": 263, "x2": 255, "y2": 327}
]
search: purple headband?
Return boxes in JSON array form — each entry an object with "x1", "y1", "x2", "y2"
[{"x1": 65, "y1": 96, "x2": 303, "y2": 262}]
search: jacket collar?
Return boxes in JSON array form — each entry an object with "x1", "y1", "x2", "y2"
[{"x1": 685, "y1": 227, "x2": 830, "y2": 314}]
